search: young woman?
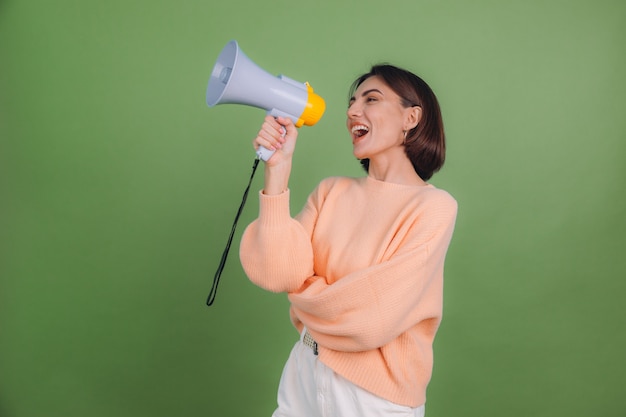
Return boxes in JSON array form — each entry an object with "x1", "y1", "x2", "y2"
[{"x1": 239, "y1": 64, "x2": 458, "y2": 417}]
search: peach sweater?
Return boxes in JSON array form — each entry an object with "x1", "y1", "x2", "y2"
[{"x1": 239, "y1": 175, "x2": 457, "y2": 407}]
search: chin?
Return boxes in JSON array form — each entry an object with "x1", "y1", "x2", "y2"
[{"x1": 352, "y1": 148, "x2": 367, "y2": 160}]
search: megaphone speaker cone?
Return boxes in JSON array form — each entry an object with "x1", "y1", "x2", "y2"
[{"x1": 206, "y1": 40, "x2": 238, "y2": 106}]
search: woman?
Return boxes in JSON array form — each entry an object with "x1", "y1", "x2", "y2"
[{"x1": 239, "y1": 64, "x2": 457, "y2": 417}]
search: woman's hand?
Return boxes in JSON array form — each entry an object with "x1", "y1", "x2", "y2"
[
  {"x1": 253, "y1": 115, "x2": 298, "y2": 195},
  {"x1": 253, "y1": 115, "x2": 298, "y2": 166}
]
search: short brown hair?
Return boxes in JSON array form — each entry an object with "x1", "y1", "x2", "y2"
[{"x1": 349, "y1": 64, "x2": 446, "y2": 180}]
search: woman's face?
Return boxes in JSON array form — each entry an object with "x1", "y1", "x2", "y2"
[{"x1": 346, "y1": 76, "x2": 418, "y2": 160}]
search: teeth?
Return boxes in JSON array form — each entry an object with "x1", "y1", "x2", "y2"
[{"x1": 351, "y1": 125, "x2": 369, "y2": 136}]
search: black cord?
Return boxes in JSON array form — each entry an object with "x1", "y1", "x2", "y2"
[{"x1": 206, "y1": 157, "x2": 260, "y2": 306}]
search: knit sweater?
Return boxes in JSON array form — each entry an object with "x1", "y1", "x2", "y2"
[{"x1": 239, "y1": 175, "x2": 457, "y2": 407}]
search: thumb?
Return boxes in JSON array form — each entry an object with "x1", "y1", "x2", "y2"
[{"x1": 275, "y1": 116, "x2": 296, "y2": 135}]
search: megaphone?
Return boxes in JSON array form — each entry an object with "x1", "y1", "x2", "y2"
[{"x1": 206, "y1": 40, "x2": 326, "y2": 161}]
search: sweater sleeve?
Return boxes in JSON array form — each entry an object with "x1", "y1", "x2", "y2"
[
  {"x1": 289, "y1": 191, "x2": 457, "y2": 352},
  {"x1": 239, "y1": 189, "x2": 315, "y2": 293}
]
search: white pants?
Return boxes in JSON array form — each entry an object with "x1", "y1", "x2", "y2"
[{"x1": 271, "y1": 330, "x2": 426, "y2": 417}]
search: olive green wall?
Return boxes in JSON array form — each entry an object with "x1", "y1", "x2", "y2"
[{"x1": 1, "y1": 0, "x2": 625, "y2": 416}]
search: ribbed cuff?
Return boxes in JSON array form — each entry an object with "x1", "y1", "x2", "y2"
[{"x1": 258, "y1": 189, "x2": 291, "y2": 226}]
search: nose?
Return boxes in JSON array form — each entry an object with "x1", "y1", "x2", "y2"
[{"x1": 347, "y1": 101, "x2": 362, "y2": 118}]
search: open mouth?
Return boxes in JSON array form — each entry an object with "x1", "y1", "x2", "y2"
[{"x1": 351, "y1": 124, "x2": 369, "y2": 139}]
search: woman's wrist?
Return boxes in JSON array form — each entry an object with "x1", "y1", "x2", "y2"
[{"x1": 263, "y1": 160, "x2": 292, "y2": 195}]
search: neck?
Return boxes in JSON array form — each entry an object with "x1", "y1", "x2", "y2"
[{"x1": 367, "y1": 154, "x2": 426, "y2": 186}]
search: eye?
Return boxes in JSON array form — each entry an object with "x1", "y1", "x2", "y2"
[{"x1": 366, "y1": 95, "x2": 379, "y2": 103}]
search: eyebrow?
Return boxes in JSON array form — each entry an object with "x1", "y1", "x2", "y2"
[{"x1": 349, "y1": 88, "x2": 384, "y2": 102}]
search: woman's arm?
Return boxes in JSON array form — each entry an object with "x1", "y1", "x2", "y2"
[
  {"x1": 253, "y1": 115, "x2": 297, "y2": 195},
  {"x1": 239, "y1": 190, "x2": 315, "y2": 293},
  {"x1": 239, "y1": 115, "x2": 314, "y2": 292}
]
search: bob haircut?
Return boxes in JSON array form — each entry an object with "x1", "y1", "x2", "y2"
[{"x1": 349, "y1": 64, "x2": 446, "y2": 181}]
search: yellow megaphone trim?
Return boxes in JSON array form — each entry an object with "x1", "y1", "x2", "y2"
[{"x1": 295, "y1": 82, "x2": 326, "y2": 127}]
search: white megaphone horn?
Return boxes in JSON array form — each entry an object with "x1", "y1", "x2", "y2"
[{"x1": 206, "y1": 40, "x2": 326, "y2": 161}]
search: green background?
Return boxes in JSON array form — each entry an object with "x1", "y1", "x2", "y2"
[{"x1": 1, "y1": 0, "x2": 625, "y2": 416}]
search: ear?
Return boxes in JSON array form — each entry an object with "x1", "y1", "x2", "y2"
[{"x1": 404, "y1": 106, "x2": 422, "y2": 130}]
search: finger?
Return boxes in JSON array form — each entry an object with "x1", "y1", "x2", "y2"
[
  {"x1": 275, "y1": 116, "x2": 296, "y2": 138},
  {"x1": 255, "y1": 128, "x2": 283, "y2": 151},
  {"x1": 274, "y1": 116, "x2": 293, "y2": 127},
  {"x1": 267, "y1": 118, "x2": 288, "y2": 139}
]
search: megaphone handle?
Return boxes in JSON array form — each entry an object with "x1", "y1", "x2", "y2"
[
  {"x1": 256, "y1": 146, "x2": 275, "y2": 161},
  {"x1": 256, "y1": 124, "x2": 286, "y2": 161}
]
